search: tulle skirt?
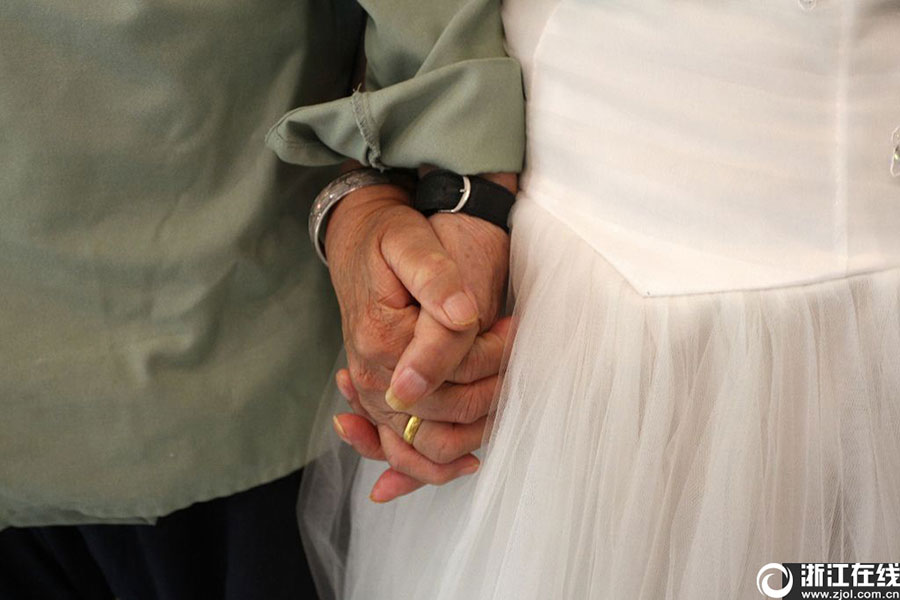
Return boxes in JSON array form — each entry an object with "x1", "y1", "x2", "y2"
[{"x1": 299, "y1": 198, "x2": 900, "y2": 600}]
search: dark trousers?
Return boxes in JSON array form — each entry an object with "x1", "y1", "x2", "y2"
[{"x1": 0, "y1": 469, "x2": 317, "y2": 600}]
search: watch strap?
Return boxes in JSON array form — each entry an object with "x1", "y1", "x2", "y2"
[{"x1": 414, "y1": 169, "x2": 516, "y2": 233}]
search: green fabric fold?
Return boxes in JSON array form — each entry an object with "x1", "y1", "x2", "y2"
[{"x1": 266, "y1": 57, "x2": 525, "y2": 174}]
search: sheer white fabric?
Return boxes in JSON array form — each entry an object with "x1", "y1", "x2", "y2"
[
  {"x1": 304, "y1": 199, "x2": 900, "y2": 599},
  {"x1": 299, "y1": 1, "x2": 900, "y2": 598}
]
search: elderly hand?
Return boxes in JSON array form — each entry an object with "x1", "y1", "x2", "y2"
[{"x1": 325, "y1": 175, "x2": 512, "y2": 502}]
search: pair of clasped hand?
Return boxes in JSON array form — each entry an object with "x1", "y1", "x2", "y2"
[{"x1": 325, "y1": 171, "x2": 516, "y2": 502}]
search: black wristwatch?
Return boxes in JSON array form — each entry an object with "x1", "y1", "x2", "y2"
[{"x1": 413, "y1": 169, "x2": 516, "y2": 233}]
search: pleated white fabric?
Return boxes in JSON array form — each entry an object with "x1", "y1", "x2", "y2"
[
  {"x1": 298, "y1": 1, "x2": 900, "y2": 597},
  {"x1": 302, "y1": 198, "x2": 900, "y2": 599}
]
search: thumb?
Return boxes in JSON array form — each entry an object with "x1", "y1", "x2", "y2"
[{"x1": 380, "y1": 212, "x2": 480, "y2": 332}]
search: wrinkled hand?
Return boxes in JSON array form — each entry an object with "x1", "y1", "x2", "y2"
[{"x1": 325, "y1": 179, "x2": 511, "y2": 502}]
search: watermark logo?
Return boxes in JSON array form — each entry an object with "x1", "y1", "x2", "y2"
[{"x1": 757, "y1": 563, "x2": 794, "y2": 598}]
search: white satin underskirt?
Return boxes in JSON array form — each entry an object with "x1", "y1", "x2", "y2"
[{"x1": 299, "y1": 197, "x2": 900, "y2": 600}]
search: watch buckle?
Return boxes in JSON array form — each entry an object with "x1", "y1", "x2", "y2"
[{"x1": 439, "y1": 175, "x2": 472, "y2": 213}]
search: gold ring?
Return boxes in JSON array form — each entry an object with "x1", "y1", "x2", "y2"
[{"x1": 403, "y1": 415, "x2": 423, "y2": 445}]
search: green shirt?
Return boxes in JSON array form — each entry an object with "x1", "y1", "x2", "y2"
[{"x1": 0, "y1": 0, "x2": 524, "y2": 528}]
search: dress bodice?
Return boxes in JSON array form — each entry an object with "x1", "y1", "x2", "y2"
[{"x1": 504, "y1": 0, "x2": 900, "y2": 295}]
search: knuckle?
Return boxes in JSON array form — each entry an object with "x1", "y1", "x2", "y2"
[
  {"x1": 454, "y1": 387, "x2": 488, "y2": 424},
  {"x1": 348, "y1": 363, "x2": 384, "y2": 395},
  {"x1": 362, "y1": 302, "x2": 390, "y2": 328},
  {"x1": 351, "y1": 324, "x2": 388, "y2": 363},
  {"x1": 413, "y1": 252, "x2": 456, "y2": 295},
  {"x1": 388, "y1": 455, "x2": 445, "y2": 485},
  {"x1": 364, "y1": 404, "x2": 394, "y2": 427},
  {"x1": 430, "y1": 434, "x2": 460, "y2": 465},
  {"x1": 389, "y1": 454, "x2": 438, "y2": 485},
  {"x1": 386, "y1": 453, "x2": 406, "y2": 474},
  {"x1": 353, "y1": 307, "x2": 411, "y2": 364},
  {"x1": 420, "y1": 251, "x2": 453, "y2": 275},
  {"x1": 456, "y1": 346, "x2": 485, "y2": 383},
  {"x1": 389, "y1": 413, "x2": 411, "y2": 435},
  {"x1": 431, "y1": 469, "x2": 453, "y2": 486}
]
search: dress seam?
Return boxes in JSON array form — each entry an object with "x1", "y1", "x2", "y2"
[{"x1": 517, "y1": 197, "x2": 900, "y2": 300}]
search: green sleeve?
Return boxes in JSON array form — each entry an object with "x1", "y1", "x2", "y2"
[{"x1": 265, "y1": 0, "x2": 525, "y2": 174}]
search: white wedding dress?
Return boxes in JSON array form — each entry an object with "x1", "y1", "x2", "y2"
[{"x1": 301, "y1": 1, "x2": 900, "y2": 598}]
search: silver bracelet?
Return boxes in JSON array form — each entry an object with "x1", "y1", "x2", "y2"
[{"x1": 309, "y1": 168, "x2": 392, "y2": 265}]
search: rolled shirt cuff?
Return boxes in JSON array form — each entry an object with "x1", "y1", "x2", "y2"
[{"x1": 265, "y1": 57, "x2": 525, "y2": 175}]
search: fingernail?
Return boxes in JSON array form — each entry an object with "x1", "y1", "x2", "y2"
[
  {"x1": 442, "y1": 291, "x2": 478, "y2": 326},
  {"x1": 461, "y1": 460, "x2": 480, "y2": 476},
  {"x1": 385, "y1": 388, "x2": 405, "y2": 411},
  {"x1": 369, "y1": 487, "x2": 389, "y2": 503},
  {"x1": 385, "y1": 368, "x2": 428, "y2": 410},
  {"x1": 332, "y1": 416, "x2": 349, "y2": 443},
  {"x1": 336, "y1": 371, "x2": 356, "y2": 401}
]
